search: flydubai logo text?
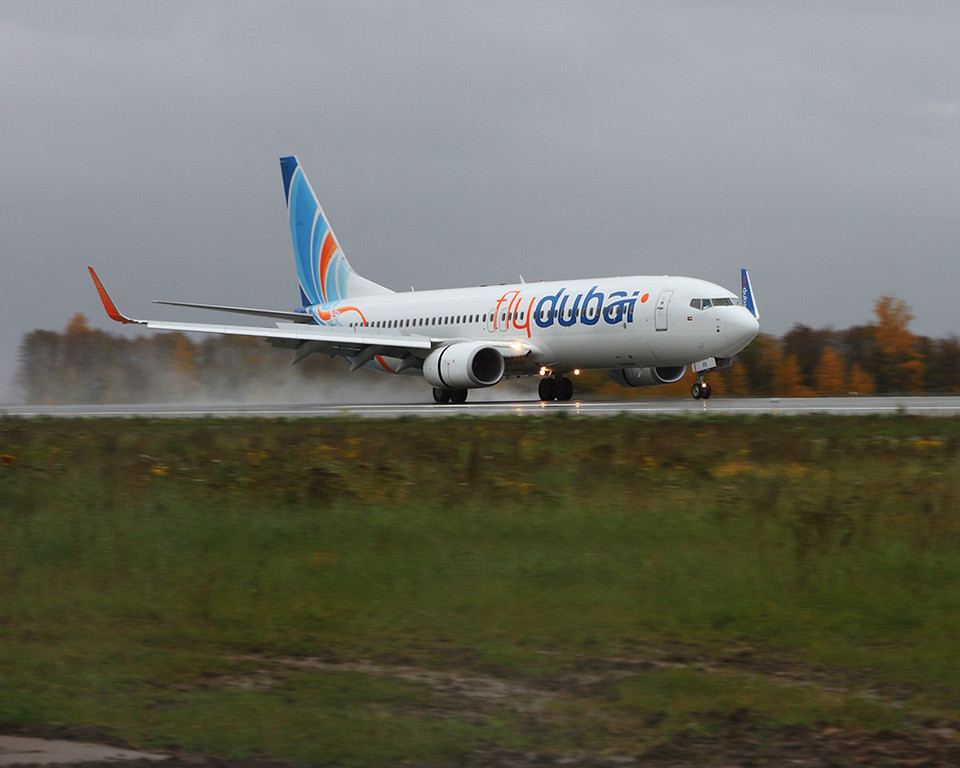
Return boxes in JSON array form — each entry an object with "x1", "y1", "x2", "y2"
[{"x1": 495, "y1": 286, "x2": 650, "y2": 338}]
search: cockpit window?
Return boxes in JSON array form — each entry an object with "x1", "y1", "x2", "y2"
[{"x1": 690, "y1": 297, "x2": 736, "y2": 310}]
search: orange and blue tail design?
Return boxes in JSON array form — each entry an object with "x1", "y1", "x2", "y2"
[{"x1": 280, "y1": 156, "x2": 362, "y2": 307}]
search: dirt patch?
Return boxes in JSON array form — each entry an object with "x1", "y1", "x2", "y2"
[
  {"x1": 219, "y1": 646, "x2": 960, "y2": 767},
  {"x1": 9, "y1": 642, "x2": 960, "y2": 767},
  {"x1": 226, "y1": 654, "x2": 557, "y2": 711}
]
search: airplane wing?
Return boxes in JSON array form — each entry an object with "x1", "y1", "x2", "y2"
[{"x1": 88, "y1": 268, "x2": 531, "y2": 368}]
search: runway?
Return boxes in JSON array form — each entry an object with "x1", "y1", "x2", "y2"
[{"x1": 4, "y1": 396, "x2": 960, "y2": 418}]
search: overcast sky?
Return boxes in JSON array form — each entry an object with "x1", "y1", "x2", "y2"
[{"x1": 2, "y1": 2, "x2": 959, "y2": 401}]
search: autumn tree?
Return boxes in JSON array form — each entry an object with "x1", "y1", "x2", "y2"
[
  {"x1": 715, "y1": 359, "x2": 748, "y2": 396},
  {"x1": 737, "y1": 333, "x2": 780, "y2": 396},
  {"x1": 922, "y1": 337, "x2": 960, "y2": 393},
  {"x1": 872, "y1": 295, "x2": 923, "y2": 392},
  {"x1": 781, "y1": 325, "x2": 836, "y2": 391},
  {"x1": 847, "y1": 363, "x2": 876, "y2": 395},
  {"x1": 16, "y1": 329, "x2": 64, "y2": 404},
  {"x1": 814, "y1": 346, "x2": 847, "y2": 396},
  {"x1": 773, "y1": 354, "x2": 811, "y2": 397}
]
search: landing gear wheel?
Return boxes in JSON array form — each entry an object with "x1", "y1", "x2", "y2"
[
  {"x1": 432, "y1": 387, "x2": 451, "y2": 404},
  {"x1": 539, "y1": 377, "x2": 558, "y2": 401},
  {"x1": 700, "y1": 382, "x2": 712, "y2": 400},
  {"x1": 450, "y1": 388, "x2": 468, "y2": 404},
  {"x1": 557, "y1": 376, "x2": 574, "y2": 401}
]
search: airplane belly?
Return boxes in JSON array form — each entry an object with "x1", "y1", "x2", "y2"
[{"x1": 533, "y1": 328, "x2": 657, "y2": 370}]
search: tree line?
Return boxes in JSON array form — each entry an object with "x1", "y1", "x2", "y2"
[
  {"x1": 14, "y1": 296, "x2": 960, "y2": 404},
  {"x1": 14, "y1": 313, "x2": 421, "y2": 405}
]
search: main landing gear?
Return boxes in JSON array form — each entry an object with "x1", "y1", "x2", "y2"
[
  {"x1": 433, "y1": 387, "x2": 468, "y2": 404},
  {"x1": 539, "y1": 373, "x2": 574, "y2": 402},
  {"x1": 691, "y1": 379, "x2": 712, "y2": 400}
]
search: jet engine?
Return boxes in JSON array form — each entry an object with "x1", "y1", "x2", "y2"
[
  {"x1": 423, "y1": 343, "x2": 505, "y2": 389},
  {"x1": 608, "y1": 366, "x2": 686, "y2": 388}
]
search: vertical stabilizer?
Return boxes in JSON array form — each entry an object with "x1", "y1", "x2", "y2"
[
  {"x1": 741, "y1": 269, "x2": 759, "y2": 320},
  {"x1": 280, "y1": 156, "x2": 392, "y2": 305}
]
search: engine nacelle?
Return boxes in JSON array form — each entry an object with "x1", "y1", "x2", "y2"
[
  {"x1": 608, "y1": 365, "x2": 687, "y2": 388},
  {"x1": 423, "y1": 343, "x2": 505, "y2": 389}
]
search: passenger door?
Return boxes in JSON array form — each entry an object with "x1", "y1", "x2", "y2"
[{"x1": 655, "y1": 290, "x2": 673, "y2": 331}]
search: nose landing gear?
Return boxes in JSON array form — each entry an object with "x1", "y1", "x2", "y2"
[{"x1": 691, "y1": 379, "x2": 712, "y2": 400}]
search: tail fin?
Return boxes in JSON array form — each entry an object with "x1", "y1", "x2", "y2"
[
  {"x1": 280, "y1": 156, "x2": 392, "y2": 305},
  {"x1": 740, "y1": 268, "x2": 759, "y2": 320}
]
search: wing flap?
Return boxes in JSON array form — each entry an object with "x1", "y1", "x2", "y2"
[
  {"x1": 137, "y1": 318, "x2": 433, "y2": 355},
  {"x1": 154, "y1": 300, "x2": 314, "y2": 323}
]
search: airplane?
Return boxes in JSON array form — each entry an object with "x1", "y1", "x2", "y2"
[{"x1": 88, "y1": 156, "x2": 760, "y2": 404}]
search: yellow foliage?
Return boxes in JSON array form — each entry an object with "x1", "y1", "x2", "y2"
[
  {"x1": 847, "y1": 364, "x2": 876, "y2": 395},
  {"x1": 65, "y1": 312, "x2": 91, "y2": 335},
  {"x1": 815, "y1": 347, "x2": 847, "y2": 396},
  {"x1": 773, "y1": 354, "x2": 811, "y2": 397}
]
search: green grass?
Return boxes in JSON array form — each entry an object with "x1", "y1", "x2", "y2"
[{"x1": 3, "y1": 415, "x2": 960, "y2": 763}]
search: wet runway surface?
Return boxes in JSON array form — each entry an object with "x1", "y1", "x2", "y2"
[{"x1": 4, "y1": 396, "x2": 960, "y2": 418}]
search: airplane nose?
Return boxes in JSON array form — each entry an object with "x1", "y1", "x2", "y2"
[{"x1": 725, "y1": 306, "x2": 760, "y2": 352}]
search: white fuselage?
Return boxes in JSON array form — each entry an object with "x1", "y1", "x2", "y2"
[{"x1": 307, "y1": 274, "x2": 759, "y2": 376}]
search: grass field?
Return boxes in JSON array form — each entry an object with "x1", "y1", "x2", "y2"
[{"x1": 3, "y1": 415, "x2": 960, "y2": 766}]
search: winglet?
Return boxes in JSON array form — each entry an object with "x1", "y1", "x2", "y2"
[
  {"x1": 88, "y1": 267, "x2": 139, "y2": 324},
  {"x1": 740, "y1": 268, "x2": 759, "y2": 320}
]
